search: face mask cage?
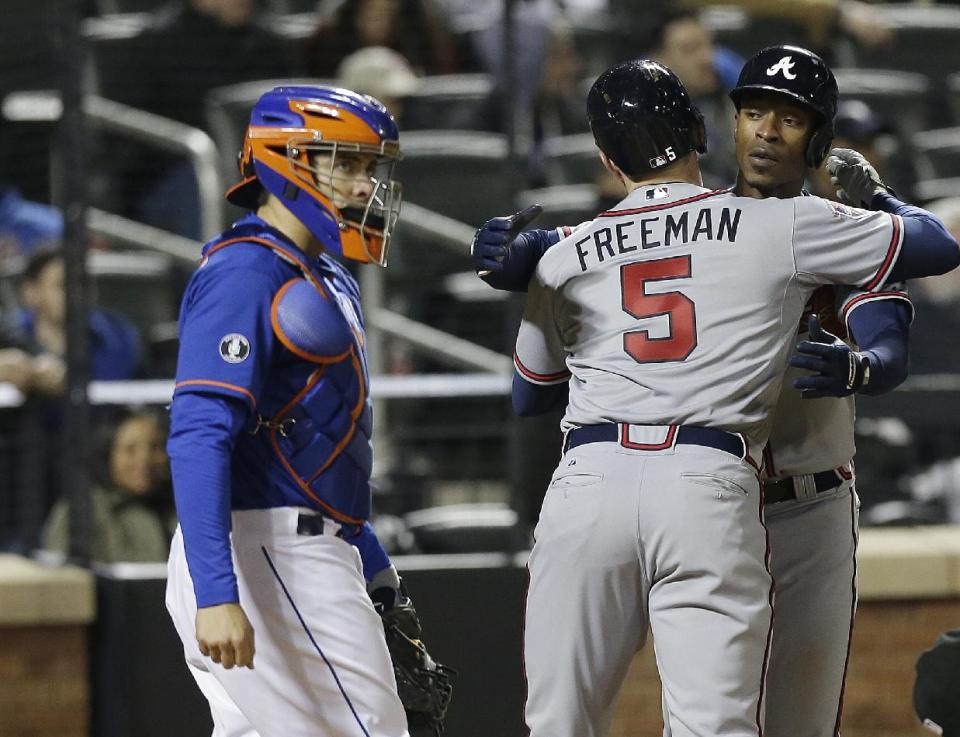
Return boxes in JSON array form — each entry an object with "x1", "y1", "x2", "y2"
[{"x1": 286, "y1": 135, "x2": 402, "y2": 265}]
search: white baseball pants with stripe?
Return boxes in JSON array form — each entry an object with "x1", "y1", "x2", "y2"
[
  {"x1": 524, "y1": 441, "x2": 773, "y2": 737},
  {"x1": 166, "y1": 508, "x2": 408, "y2": 737}
]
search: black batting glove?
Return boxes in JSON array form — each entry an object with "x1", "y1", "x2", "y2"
[
  {"x1": 472, "y1": 204, "x2": 554, "y2": 291},
  {"x1": 790, "y1": 314, "x2": 871, "y2": 398}
]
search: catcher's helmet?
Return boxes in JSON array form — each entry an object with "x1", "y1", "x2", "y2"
[
  {"x1": 729, "y1": 45, "x2": 839, "y2": 168},
  {"x1": 587, "y1": 59, "x2": 707, "y2": 179},
  {"x1": 226, "y1": 86, "x2": 402, "y2": 265}
]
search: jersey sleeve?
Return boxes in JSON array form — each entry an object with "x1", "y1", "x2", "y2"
[
  {"x1": 173, "y1": 255, "x2": 280, "y2": 410},
  {"x1": 837, "y1": 281, "x2": 914, "y2": 331},
  {"x1": 792, "y1": 196, "x2": 904, "y2": 291},
  {"x1": 513, "y1": 267, "x2": 570, "y2": 385}
]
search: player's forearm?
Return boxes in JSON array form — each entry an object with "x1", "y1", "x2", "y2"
[
  {"x1": 340, "y1": 521, "x2": 392, "y2": 583},
  {"x1": 848, "y1": 299, "x2": 911, "y2": 396},
  {"x1": 511, "y1": 374, "x2": 568, "y2": 416},
  {"x1": 876, "y1": 193, "x2": 960, "y2": 282},
  {"x1": 168, "y1": 392, "x2": 248, "y2": 607}
]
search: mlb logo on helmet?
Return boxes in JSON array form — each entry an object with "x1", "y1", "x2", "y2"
[{"x1": 649, "y1": 154, "x2": 668, "y2": 168}]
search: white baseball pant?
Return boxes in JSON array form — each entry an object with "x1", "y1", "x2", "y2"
[{"x1": 166, "y1": 508, "x2": 408, "y2": 737}]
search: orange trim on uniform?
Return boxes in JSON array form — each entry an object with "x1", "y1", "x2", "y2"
[
  {"x1": 513, "y1": 353, "x2": 571, "y2": 383},
  {"x1": 598, "y1": 188, "x2": 729, "y2": 217},
  {"x1": 863, "y1": 214, "x2": 902, "y2": 291},
  {"x1": 306, "y1": 348, "x2": 367, "y2": 483},
  {"x1": 205, "y1": 236, "x2": 331, "y2": 298},
  {"x1": 270, "y1": 279, "x2": 354, "y2": 365},
  {"x1": 174, "y1": 379, "x2": 257, "y2": 408},
  {"x1": 619, "y1": 423, "x2": 677, "y2": 451},
  {"x1": 265, "y1": 367, "x2": 366, "y2": 526}
]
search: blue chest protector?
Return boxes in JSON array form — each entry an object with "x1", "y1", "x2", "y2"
[{"x1": 210, "y1": 222, "x2": 374, "y2": 523}]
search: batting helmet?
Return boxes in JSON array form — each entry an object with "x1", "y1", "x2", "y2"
[
  {"x1": 226, "y1": 86, "x2": 402, "y2": 266},
  {"x1": 729, "y1": 45, "x2": 839, "y2": 168},
  {"x1": 587, "y1": 59, "x2": 707, "y2": 180}
]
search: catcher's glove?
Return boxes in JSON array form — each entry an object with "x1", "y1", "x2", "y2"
[{"x1": 373, "y1": 585, "x2": 455, "y2": 735}]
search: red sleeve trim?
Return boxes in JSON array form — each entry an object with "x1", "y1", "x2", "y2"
[
  {"x1": 840, "y1": 289, "x2": 913, "y2": 325},
  {"x1": 174, "y1": 379, "x2": 256, "y2": 409},
  {"x1": 862, "y1": 214, "x2": 903, "y2": 291},
  {"x1": 513, "y1": 352, "x2": 570, "y2": 384}
]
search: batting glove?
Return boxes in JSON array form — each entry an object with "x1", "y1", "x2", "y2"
[
  {"x1": 790, "y1": 314, "x2": 871, "y2": 398},
  {"x1": 825, "y1": 147, "x2": 893, "y2": 208},
  {"x1": 473, "y1": 204, "x2": 557, "y2": 291}
]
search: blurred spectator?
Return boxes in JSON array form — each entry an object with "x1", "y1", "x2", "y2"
[
  {"x1": 305, "y1": 0, "x2": 460, "y2": 79},
  {"x1": 42, "y1": 408, "x2": 175, "y2": 562},
  {"x1": 0, "y1": 184, "x2": 63, "y2": 260},
  {"x1": 809, "y1": 99, "x2": 913, "y2": 201},
  {"x1": 104, "y1": 0, "x2": 301, "y2": 239},
  {"x1": 0, "y1": 247, "x2": 142, "y2": 395},
  {"x1": 336, "y1": 46, "x2": 421, "y2": 121},
  {"x1": 693, "y1": 0, "x2": 892, "y2": 58},
  {"x1": 645, "y1": 6, "x2": 741, "y2": 189},
  {"x1": 472, "y1": 6, "x2": 587, "y2": 184}
]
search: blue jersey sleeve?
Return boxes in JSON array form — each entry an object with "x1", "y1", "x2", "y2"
[
  {"x1": 340, "y1": 521, "x2": 392, "y2": 582},
  {"x1": 168, "y1": 390, "x2": 250, "y2": 607},
  {"x1": 173, "y1": 246, "x2": 282, "y2": 409}
]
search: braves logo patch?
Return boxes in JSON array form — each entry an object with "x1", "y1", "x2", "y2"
[
  {"x1": 827, "y1": 201, "x2": 869, "y2": 220},
  {"x1": 766, "y1": 56, "x2": 797, "y2": 80},
  {"x1": 219, "y1": 333, "x2": 251, "y2": 363}
]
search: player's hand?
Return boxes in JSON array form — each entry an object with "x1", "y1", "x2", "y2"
[
  {"x1": 472, "y1": 204, "x2": 543, "y2": 277},
  {"x1": 196, "y1": 603, "x2": 256, "y2": 669},
  {"x1": 825, "y1": 147, "x2": 892, "y2": 208},
  {"x1": 789, "y1": 314, "x2": 870, "y2": 398}
]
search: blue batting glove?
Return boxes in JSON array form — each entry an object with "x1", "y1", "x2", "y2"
[
  {"x1": 472, "y1": 205, "x2": 560, "y2": 292},
  {"x1": 790, "y1": 314, "x2": 871, "y2": 398}
]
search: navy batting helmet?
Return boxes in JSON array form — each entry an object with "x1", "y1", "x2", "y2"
[
  {"x1": 730, "y1": 45, "x2": 839, "y2": 168},
  {"x1": 587, "y1": 59, "x2": 707, "y2": 180}
]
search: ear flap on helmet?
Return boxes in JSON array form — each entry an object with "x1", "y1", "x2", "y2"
[{"x1": 806, "y1": 119, "x2": 834, "y2": 168}]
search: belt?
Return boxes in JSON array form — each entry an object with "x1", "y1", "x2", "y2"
[
  {"x1": 564, "y1": 423, "x2": 746, "y2": 459},
  {"x1": 763, "y1": 470, "x2": 844, "y2": 505},
  {"x1": 296, "y1": 512, "x2": 343, "y2": 537}
]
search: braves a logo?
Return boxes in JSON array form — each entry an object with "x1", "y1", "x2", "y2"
[{"x1": 766, "y1": 56, "x2": 797, "y2": 80}]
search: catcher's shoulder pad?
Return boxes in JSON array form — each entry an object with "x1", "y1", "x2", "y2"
[{"x1": 271, "y1": 278, "x2": 353, "y2": 360}]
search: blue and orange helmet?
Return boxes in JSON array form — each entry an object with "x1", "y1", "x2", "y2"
[{"x1": 226, "y1": 86, "x2": 402, "y2": 265}]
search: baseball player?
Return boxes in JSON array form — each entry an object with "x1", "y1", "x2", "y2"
[
  {"x1": 495, "y1": 60, "x2": 958, "y2": 737},
  {"x1": 164, "y1": 86, "x2": 414, "y2": 737},
  {"x1": 475, "y1": 46, "x2": 914, "y2": 737}
]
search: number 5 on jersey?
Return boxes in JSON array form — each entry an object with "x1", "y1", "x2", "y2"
[{"x1": 621, "y1": 255, "x2": 697, "y2": 363}]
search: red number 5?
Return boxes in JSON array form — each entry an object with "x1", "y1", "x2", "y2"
[{"x1": 621, "y1": 255, "x2": 697, "y2": 363}]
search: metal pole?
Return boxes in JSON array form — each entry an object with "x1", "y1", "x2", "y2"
[{"x1": 55, "y1": 0, "x2": 92, "y2": 565}]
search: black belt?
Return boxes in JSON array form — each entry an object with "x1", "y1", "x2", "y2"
[
  {"x1": 763, "y1": 470, "x2": 844, "y2": 505},
  {"x1": 297, "y1": 512, "x2": 343, "y2": 537},
  {"x1": 564, "y1": 423, "x2": 746, "y2": 459}
]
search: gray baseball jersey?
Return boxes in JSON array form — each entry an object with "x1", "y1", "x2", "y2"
[
  {"x1": 515, "y1": 183, "x2": 904, "y2": 456},
  {"x1": 518, "y1": 182, "x2": 906, "y2": 737}
]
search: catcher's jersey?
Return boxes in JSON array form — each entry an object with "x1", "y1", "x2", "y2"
[
  {"x1": 762, "y1": 282, "x2": 912, "y2": 478},
  {"x1": 515, "y1": 182, "x2": 904, "y2": 452}
]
